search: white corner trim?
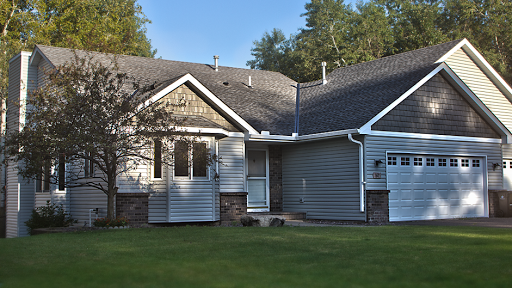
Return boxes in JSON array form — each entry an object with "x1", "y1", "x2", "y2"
[
  {"x1": 28, "y1": 47, "x2": 54, "y2": 68},
  {"x1": 370, "y1": 130, "x2": 502, "y2": 144},
  {"x1": 359, "y1": 65, "x2": 445, "y2": 132},
  {"x1": 435, "y1": 39, "x2": 470, "y2": 63},
  {"x1": 9, "y1": 51, "x2": 32, "y2": 64},
  {"x1": 136, "y1": 73, "x2": 259, "y2": 135}
]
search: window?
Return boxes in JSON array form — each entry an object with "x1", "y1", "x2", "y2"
[
  {"x1": 426, "y1": 158, "x2": 435, "y2": 166},
  {"x1": 387, "y1": 156, "x2": 397, "y2": 166},
  {"x1": 401, "y1": 157, "x2": 410, "y2": 166},
  {"x1": 510, "y1": 162, "x2": 512, "y2": 169},
  {"x1": 450, "y1": 159, "x2": 458, "y2": 167},
  {"x1": 36, "y1": 162, "x2": 51, "y2": 192},
  {"x1": 413, "y1": 157, "x2": 423, "y2": 166},
  {"x1": 503, "y1": 162, "x2": 506, "y2": 169},
  {"x1": 153, "y1": 140, "x2": 162, "y2": 179},
  {"x1": 174, "y1": 141, "x2": 209, "y2": 179},
  {"x1": 472, "y1": 159, "x2": 480, "y2": 167},
  {"x1": 84, "y1": 152, "x2": 94, "y2": 178},
  {"x1": 461, "y1": 159, "x2": 469, "y2": 167},
  {"x1": 59, "y1": 153, "x2": 65, "y2": 191},
  {"x1": 438, "y1": 158, "x2": 447, "y2": 167}
]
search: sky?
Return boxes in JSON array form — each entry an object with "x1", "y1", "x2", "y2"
[{"x1": 138, "y1": 0, "x2": 359, "y2": 69}]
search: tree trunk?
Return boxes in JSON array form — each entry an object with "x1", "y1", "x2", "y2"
[{"x1": 107, "y1": 186, "x2": 118, "y2": 219}]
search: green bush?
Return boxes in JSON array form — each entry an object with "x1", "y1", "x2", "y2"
[
  {"x1": 25, "y1": 201, "x2": 77, "y2": 235},
  {"x1": 93, "y1": 217, "x2": 129, "y2": 228}
]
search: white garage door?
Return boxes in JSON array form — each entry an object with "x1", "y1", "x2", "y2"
[
  {"x1": 503, "y1": 159, "x2": 512, "y2": 191},
  {"x1": 387, "y1": 154, "x2": 486, "y2": 221}
]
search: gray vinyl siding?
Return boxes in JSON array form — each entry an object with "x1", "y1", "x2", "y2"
[
  {"x1": 445, "y1": 49, "x2": 512, "y2": 133},
  {"x1": 365, "y1": 135, "x2": 503, "y2": 190},
  {"x1": 282, "y1": 137, "x2": 363, "y2": 221},
  {"x1": 6, "y1": 53, "x2": 37, "y2": 237},
  {"x1": 218, "y1": 135, "x2": 245, "y2": 193},
  {"x1": 503, "y1": 144, "x2": 512, "y2": 159}
]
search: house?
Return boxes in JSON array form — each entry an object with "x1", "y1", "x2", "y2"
[{"x1": 4, "y1": 39, "x2": 512, "y2": 237}]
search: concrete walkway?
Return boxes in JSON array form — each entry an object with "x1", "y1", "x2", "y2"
[{"x1": 285, "y1": 218, "x2": 512, "y2": 228}]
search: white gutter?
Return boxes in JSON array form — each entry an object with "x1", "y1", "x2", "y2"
[{"x1": 348, "y1": 134, "x2": 365, "y2": 213}]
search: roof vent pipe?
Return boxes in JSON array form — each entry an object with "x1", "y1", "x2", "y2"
[
  {"x1": 321, "y1": 62, "x2": 327, "y2": 85},
  {"x1": 249, "y1": 76, "x2": 252, "y2": 87},
  {"x1": 214, "y1": 55, "x2": 219, "y2": 72}
]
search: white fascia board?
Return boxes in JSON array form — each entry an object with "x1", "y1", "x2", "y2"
[
  {"x1": 249, "y1": 134, "x2": 297, "y2": 142},
  {"x1": 137, "y1": 73, "x2": 259, "y2": 135},
  {"x1": 297, "y1": 128, "x2": 359, "y2": 141},
  {"x1": 28, "y1": 47, "x2": 54, "y2": 68},
  {"x1": 370, "y1": 130, "x2": 502, "y2": 144},
  {"x1": 176, "y1": 127, "x2": 230, "y2": 136},
  {"x1": 359, "y1": 65, "x2": 445, "y2": 133},
  {"x1": 437, "y1": 39, "x2": 512, "y2": 103},
  {"x1": 439, "y1": 64, "x2": 512, "y2": 143}
]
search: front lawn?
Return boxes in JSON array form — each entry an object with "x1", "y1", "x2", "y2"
[{"x1": 0, "y1": 225, "x2": 511, "y2": 288}]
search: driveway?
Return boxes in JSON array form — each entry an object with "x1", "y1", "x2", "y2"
[{"x1": 396, "y1": 217, "x2": 512, "y2": 228}]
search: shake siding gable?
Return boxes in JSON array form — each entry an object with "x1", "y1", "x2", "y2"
[
  {"x1": 372, "y1": 73, "x2": 500, "y2": 138},
  {"x1": 445, "y1": 48, "x2": 512, "y2": 134},
  {"x1": 282, "y1": 137, "x2": 363, "y2": 221}
]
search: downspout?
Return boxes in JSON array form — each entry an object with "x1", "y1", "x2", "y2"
[{"x1": 348, "y1": 134, "x2": 365, "y2": 213}]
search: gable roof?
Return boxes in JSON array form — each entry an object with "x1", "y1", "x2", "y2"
[
  {"x1": 31, "y1": 45, "x2": 297, "y2": 135},
  {"x1": 297, "y1": 40, "x2": 465, "y2": 135}
]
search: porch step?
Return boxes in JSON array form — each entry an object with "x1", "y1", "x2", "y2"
[{"x1": 247, "y1": 212, "x2": 306, "y2": 220}]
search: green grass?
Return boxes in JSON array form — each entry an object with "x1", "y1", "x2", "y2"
[{"x1": 1, "y1": 226, "x2": 511, "y2": 288}]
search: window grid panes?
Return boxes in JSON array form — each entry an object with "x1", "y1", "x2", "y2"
[
  {"x1": 461, "y1": 159, "x2": 469, "y2": 167},
  {"x1": 450, "y1": 159, "x2": 458, "y2": 167},
  {"x1": 413, "y1": 157, "x2": 422, "y2": 166},
  {"x1": 387, "y1": 156, "x2": 397, "y2": 166},
  {"x1": 401, "y1": 157, "x2": 410, "y2": 166},
  {"x1": 438, "y1": 159, "x2": 447, "y2": 167},
  {"x1": 426, "y1": 158, "x2": 435, "y2": 166},
  {"x1": 472, "y1": 159, "x2": 480, "y2": 167}
]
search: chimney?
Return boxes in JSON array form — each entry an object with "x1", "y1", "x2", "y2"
[
  {"x1": 322, "y1": 62, "x2": 327, "y2": 85},
  {"x1": 214, "y1": 55, "x2": 219, "y2": 72}
]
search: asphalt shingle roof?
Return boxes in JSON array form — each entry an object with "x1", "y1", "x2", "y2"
[
  {"x1": 35, "y1": 40, "x2": 463, "y2": 136},
  {"x1": 36, "y1": 45, "x2": 297, "y2": 135},
  {"x1": 298, "y1": 39, "x2": 463, "y2": 135}
]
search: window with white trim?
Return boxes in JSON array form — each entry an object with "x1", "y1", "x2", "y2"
[
  {"x1": 153, "y1": 140, "x2": 162, "y2": 179},
  {"x1": 84, "y1": 152, "x2": 94, "y2": 178},
  {"x1": 35, "y1": 162, "x2": 51, "y2": 192},
  {"x1": 174, "y1": 141, "x2": 209, "y2": 180}
]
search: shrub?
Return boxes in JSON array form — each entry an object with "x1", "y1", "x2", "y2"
[
  {"x1": 93, "y1": 217, "x2": 129, "y2": 228},
  {"x1": 25, "y1": 201, "x2": 77, "y2": 235}
]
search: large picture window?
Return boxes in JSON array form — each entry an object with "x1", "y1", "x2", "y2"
[{"x1": 174, "y1": 141, "x2": 208, "y2": 180}]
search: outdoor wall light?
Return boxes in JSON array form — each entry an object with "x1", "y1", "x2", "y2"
[
  {"x1": 493, "y1": 163, "x2": 501, "y2": 171},
  {"x1": 374, "y1": 159, "x2": 384, "y2": 167}
]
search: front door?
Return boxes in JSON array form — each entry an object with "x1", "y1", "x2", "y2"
[{"x1": 246, "y1": 150, "x2": 269, "y2": 212}]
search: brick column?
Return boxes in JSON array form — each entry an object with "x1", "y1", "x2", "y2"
[
  {"x1": 488, "y1": 190, "x2": 500, "y2": 217},
  {"x1": 269, "y1": 145, "x2": 283, "y2": 212},
  {"x1": 366, "y1": 190, "x2": 390, "y2": 224},
  {"x1": 220, "y1": 192, "x2": 247, "y2": 225},
  {"x1": 116, "y1": 193, "x2": 149, "y2": 226}
]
